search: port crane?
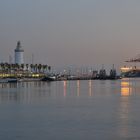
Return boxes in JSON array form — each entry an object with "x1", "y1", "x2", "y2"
[{"x1": 125, "y1": 54, "x2": 140, "y2": 62}]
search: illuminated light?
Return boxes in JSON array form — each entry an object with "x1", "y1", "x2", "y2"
[
  {"x1": 120, "y1": 67, "x2": 133, "y2": 72},
  {"x1": 121, "y1": 67, "x2": 132, "y2": 70},
  {"x1": 120, "y1": 66, "x2": 140, "y2": 73},
  {"x1": 30, "y1": 74, "x2": 40, "y2": 77}
]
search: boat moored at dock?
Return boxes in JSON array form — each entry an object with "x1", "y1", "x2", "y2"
[
  {"x1": 0, "y1": 77, "x2": 18, "y2": 83},
  {"x1": 41, "y1": 76, "x2": 56, "y2": 81}
]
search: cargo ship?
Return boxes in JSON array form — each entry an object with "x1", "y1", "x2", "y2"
[{"x1": 120, "y1": 66, "x2": 140, "y2": 77}]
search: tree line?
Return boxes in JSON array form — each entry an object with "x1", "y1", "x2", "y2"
[{"x1": 0, "y1": 63, "x2": 51, "y2": 73}]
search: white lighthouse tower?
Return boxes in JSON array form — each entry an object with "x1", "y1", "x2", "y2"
[{"x1": 15, "y1": 41, "x2": 24, "y2": 64}]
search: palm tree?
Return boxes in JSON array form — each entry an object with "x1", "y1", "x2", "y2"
[
  {"x1": 1, "y1": 63, "x2": 4, "y2": 72},
  {"x1": 21, "y1": 64, "x2": 24, "y2": 71},
  {"x1": 30, "y1": 64, "x2": 33, "y2": 72},
  {"x1": 11, "y1": 63, "x2": 15, "y2": 71},
  {"x1": 35, "y1": 64, "x2": 38, "y2": 73},
  {"x1": 42, "y1": 65, "x2": 47, "y2": 73},
  {"x1": 0, "y1": 63, "x2": 2, "y2": 72},
  {"x1": 26, "y1": 64, "x2": 29, "y2": 71},
  {"x1": 7, "y1": 63, "x2": 11, "y2": 73},
  {"x1": 48, "y1": 66, "x2": 51, "y2": 72},
  {"x1": 3, "y1": 63, "x2": 9, "y2": 73},
  {"x1": 15, "y1": 63, "x2": 20, "y2": 71},
  {"x1": 38, "y1": 64, "x2": 42, "y2": 73},
  {"x1": 0, "y1": 63, "x2": 5, "y2": 77}
]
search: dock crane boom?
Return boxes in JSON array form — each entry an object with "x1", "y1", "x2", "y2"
[{"x1": 125, "y1": 54, "x2": 140, "y2": 62}]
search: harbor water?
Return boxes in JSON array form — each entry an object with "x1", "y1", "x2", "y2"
[{"x1": 0, "y1": 79, "x2": 140, "y2": 140}]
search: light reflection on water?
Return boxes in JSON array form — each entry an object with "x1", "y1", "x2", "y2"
[
  {"x1": 63, "y1": 81, "x2": 67, "y2": 97},
  {"x1": 118, "y1": 78, "x2": 140, "y2": 139},
  {"x1": 0, "y1": 82, "x2": 51, "y2": 104},
  {"x1": 118, "y1": 97, "x2": 130, "y2": 138},
  {"x1": 77, "y1": 80, "x2": 80, "y2": 97},
  {"x1": 121, "y1": 79, "x2": 132, "y2": 96},
  {"x1": 0, "y1": 79, "x2": 140, "y2": 139},
  {"x1": 63, "y1": 80, "x2": 93, "y2": 97}
]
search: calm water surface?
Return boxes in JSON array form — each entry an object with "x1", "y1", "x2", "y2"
[{"x1": 0, "y1": 79, "x2": 140, "y2": 140}]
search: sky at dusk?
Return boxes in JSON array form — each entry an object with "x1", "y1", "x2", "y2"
[{"x1": 0, "y1": 0, "x2": 140, "y2": 70}]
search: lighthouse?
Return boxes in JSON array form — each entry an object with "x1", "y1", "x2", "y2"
[{"x1": 15, "y1": 41, "x2": 24, "y2": 64}]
